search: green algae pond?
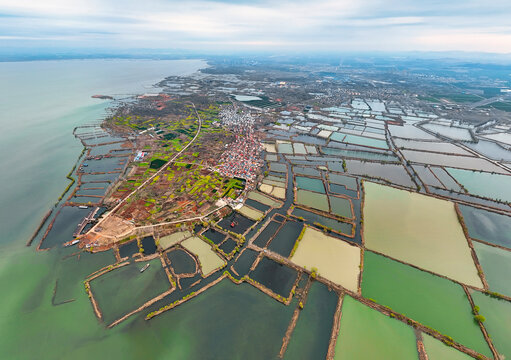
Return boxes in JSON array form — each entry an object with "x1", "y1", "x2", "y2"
[
  {"x1": 361, "y1": 251, "x2": 492, "y2": 357},
  {"x1": 471, "y1": 291, "x2": 511, "y2": 359},
  {"x1": 90, "y1": 257, "x2": 170, "y2": 324},
  {"x1": 472, "y1": 242, "x2": 511, "y2": 297},
  {"x1": 237, "y1": 205, "x2": 264, "y2": 221},
  {"x1": 422, "y1": 333, "x2": 473, "y2": 360},
  {"x1": 334, "y1": 295, "x2": 418, "y2": 360},
  {"x1": 459, "y1": 204, "x2": 511, "y2": 249},
  {"x1": 159, "y1": 230, "x2": 193, "y2": 250},
  {"x1": 284, "y1": 282, "x2": 338, "y2": 359},
  {"x1": 247, "y1": 190, "x2": 282, "y2": 208}
]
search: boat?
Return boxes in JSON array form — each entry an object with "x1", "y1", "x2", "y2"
[
  {"x1": 64, "y1": 239, "x2": 80, "y2": 247},
  {"x1": 140, "y1": 263, "x2": 150, "y2": 273},
  {"x1": 79, "y1": 205, "x2": 88, "y2": 209}
]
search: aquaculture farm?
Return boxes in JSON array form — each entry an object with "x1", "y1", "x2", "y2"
[{"x1": 24, "y1": 60, "x2": 511, "y2": 360}]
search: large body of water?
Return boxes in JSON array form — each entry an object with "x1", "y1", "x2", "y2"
[{"x1": 0, "y1": 59, "x2": 290, "y2": 359}]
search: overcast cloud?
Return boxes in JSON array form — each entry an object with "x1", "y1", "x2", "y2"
[{"x1": 1, "y1": 0, "x2": 510, "y2": 53}]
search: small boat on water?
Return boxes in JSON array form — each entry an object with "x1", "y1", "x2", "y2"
[
  {"x1": 140, "y1": 263, "x2": 150, "y2": 273},
  {"x1": 79, "y1": 205, "x2": 88, "y2": 209},
  {"x1": 64, "y1": 239, "x2": 80, "y2": 247}
]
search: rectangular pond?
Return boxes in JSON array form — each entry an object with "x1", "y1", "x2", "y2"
[
  {"x1": 334, "y1": 295, "x2": 418, "y2": 360},
  {"x1": 295, "y1": 176, "x2": 325, "y2": 194},
  {"x1": 459, "y1": 204, "x2": 511, "y2": 249},
  {"x1": 446, "y1": 168, "x2": 511, "y2": 202},
  {"x1": 291, "y1": 207, "x2": 354, "y2": 238},
  {"x1": 363, "y1": 182, "x2": 483, "y2": 287},
  {"x1": 361, "y1": 251, "x2": 491, "y2": 357},
  {"x1": 249, "y1": 256, "x2": 298, "y2": 298},
  {"x1": 295, "y1": 189, "x2": 329, "y2": 212},
  {"x1": 291, "y1": 227, "x2": 360, "y2": 292},
  {"x1": 267, "y1": 220, "x2": 304, "y2": 258}
]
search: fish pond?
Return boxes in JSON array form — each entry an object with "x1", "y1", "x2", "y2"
[
  {"x1": 361, "y1": 251, "x2": 491, "y2": 357},
  {"x1": 284, "y1": 282, "x2": 338, "y2": 360},
  {"x1": 334, "y1": 295, "x2": 418, "y2": 360},
  {"x1": 181, "y1": 237, "x2": 226, "y2": 276},
  {"x1": 363, "y1": 182, "x2": 483, "y2": 287},
  {"x1": 472, "y1": 242, "x2": 511, "y2": 297},
  {"x1": 90, "y1": 257, "x2": 170, "y2": 325},
  {"x1": 295, "y1": 176, "x2": 325, "y2": 193},
  {"x1": 291, "y1": 207, "x2": 354, "y2": 238},
  {"x1": 249, "y1": 256, "x2": 298, "y2": 298},
  {"x1": 167, "y1": 248, "x2": 197, "y2": 275},
  {"x1": 422, "y1": 333, "x2": 473, "y2": 360},
  {"x1": 471, "y1": 291, "x2": 511, "y2": 359},
  {"x1": 291, "y1": 227, "x2": 360, "y2": 292},
  {"x1": 459, "y1": 204, "x2": 511, "y2": 249},
  {"x1": 252, "y1": 220, "x2": 282, "y2": 248},
  {"x1": 267, "y1": 220, "x2": 303, "y2": 258},
  {"x1": 446, "y1": 168, "x2": 511, "y2": 202},
  {"x1": 295, "y1": 189, "x2": 329, "y2": 212},
  {"x1": 40, "y1": 206, "x2": 90, "y2": 249}
]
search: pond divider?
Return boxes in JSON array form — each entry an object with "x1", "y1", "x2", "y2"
[
  {"x1": 84, "y1": 261, "x2": 130, "y2": 321},
  {"x1": 414, "y1": 330, "x2": 428, "y2": 360},
  {"x1": 279, "y1": 276, "x2": 313, "y2": 358},
  {"x1": 146, "y1": 273, "x2": 227, "y2": 320},
  {"x1": 454, "y1": 204, "x2": 490, "y2": 290},
  {"x1": 36, "y1": 208, "x2": 62, "y2": 251},
  {"x1": 26, "y1": 208, "x2": 52, "y2": 246},
  {"x1": 51, "y1": 280, "x2": 75, "y2": 306},
  {"x1": 326, "y1": 293, "x2": 345, "y2": 360},
  {"x1": 462, "y1": 285, "x2": 499, "y2": 359}
]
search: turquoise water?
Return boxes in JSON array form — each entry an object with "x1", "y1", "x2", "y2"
[
  {"x1": 473, "y1": 242, "x2": 511, "y2": 297},
  {"x1": 446, "y1": 168, "x2": 511, "y2": 202}
]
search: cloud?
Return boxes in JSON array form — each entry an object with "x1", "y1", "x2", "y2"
[{"x1": 0, "y1": 0, "x2": 510, "y2": 53}]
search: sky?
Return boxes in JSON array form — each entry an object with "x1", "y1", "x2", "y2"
[{"x1": 1, "y1": 0, "x2": 511, "y2": 54}]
